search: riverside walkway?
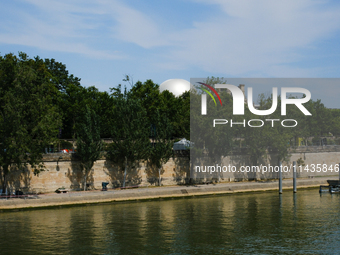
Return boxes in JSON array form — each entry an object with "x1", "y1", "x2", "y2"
[{"x1": 0, "y1": 176, "x2": 338, "y2": 211}]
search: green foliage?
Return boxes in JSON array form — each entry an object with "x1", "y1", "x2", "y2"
[
  {"x1": 297, "y1": 157, "x2": 305, "y2": 167},
  {"x1": 59, "y1": 140, "x2": 73, "y2": 150},
  {"x1": 176, "y1": 91, "x2": 190, "y2": 139},
  {"x1": 3, "y1": 52, "x2": 340, "y2": 189},
  {"x1": 190, "y1": 77, "x2": 340, "y2": 170},
  {"x1": 243, "y1": 94, "x2": 293, "y2": 164},
  {"x1": 128, "y1": 79, "x2": 189, "y2": 139},
  {"x1": 107, "y1": 93, "x2": 150, "y2": 163},
  {"x1": 190, "y1": 77, "x2": 234, "y2": 163},
  {"x1": 106, "y1": 89, "x2": 150, "y2": 187},
  {"x1": 75, "y1": 105, "x2": 102, "y2": 190},
  {"x1": 43, "y1": 58, "x2": 114, "y2": 139},
  {"x1": 147, "y1": 109, "x2": 174, "y2": 185},
  {"x1": 44, "y1": 58, "x2": 81, "y2": 92},
  {"x1": 204, "y1": 76, "x2": 227, "y2": 86},
  {"x1": 124, "y1": 79, "x2": 187, "y2": 185},
  {"x1": 58, "y1": 84, "x2": 113, "y2": 139},
  {"x1": 329, "y1": 109, "x2": 340, "y2": 137},
  {"x1": 0, "y1": 52, "x2": 62, "y2": 189}
]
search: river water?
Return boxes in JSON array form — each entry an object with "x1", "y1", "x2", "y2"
[{"x1": 0, "y1": 188, "x2": 339, "y2": 254}]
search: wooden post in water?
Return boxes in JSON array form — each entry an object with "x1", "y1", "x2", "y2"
[
  {"x1": 293, "y1": 161, "x2": 297, "y2": 193},
  {"x1": 279, "y1": 161, "x2": 283, "y2": 194}
]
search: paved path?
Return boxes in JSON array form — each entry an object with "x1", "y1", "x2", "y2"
[{"x1": 0, "y1": 176, "x2": 338, "y2": 211}]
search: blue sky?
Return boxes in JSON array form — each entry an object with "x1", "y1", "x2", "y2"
[{"x1": 1, "y1": 0, "x2": 340, "y2": 107}]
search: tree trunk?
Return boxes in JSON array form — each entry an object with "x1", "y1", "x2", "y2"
[
  {"x1": 189, "y1": 159, "x2": 194, "y2": 184},
  {"x1": 2, "y1": 174, "x2": 6, "y2": 195},
  {"x1": 123, "y1": 157, "x2": 127, "y2": 188},
  {"x1": 84, "y1": 170, "x2": 87, "y2": 191},
  {"x1": 2, "y1": 165, "x2": 8, "y2": 194}
]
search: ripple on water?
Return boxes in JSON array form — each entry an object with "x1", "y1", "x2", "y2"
[{"x1": 0, "y1": 189, "x2": 339, "y2": 254}]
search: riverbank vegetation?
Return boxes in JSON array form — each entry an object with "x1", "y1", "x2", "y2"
[
  {"x1": 1, "y1": 52, "x2": 340, "y2": 190},
  {"x1": 0, "y1": 52, "x2": 189, "y2": 190}
]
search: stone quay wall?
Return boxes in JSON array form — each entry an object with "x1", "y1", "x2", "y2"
[
  {"x1": 2, "y1": 145, "x2": 340, "y2": 193},
  {"x1": 194, "y1": 145, "x2": 340, "y2": 181},
  {"x1": 3, "y1": 154, "x2": 189, "y2": 193}
]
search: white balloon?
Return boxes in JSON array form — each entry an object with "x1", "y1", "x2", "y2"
[{"x1": 159, "y1": 79, "x2": 191, "y2": 97}]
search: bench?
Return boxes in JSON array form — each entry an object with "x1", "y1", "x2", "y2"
[{"x1": 55, "y1": 188, "x2": 70, "y2": 193}]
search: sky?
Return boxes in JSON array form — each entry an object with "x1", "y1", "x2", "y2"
[{"x1": 1, "y1": 0, "x2": 340, "y2": 107}]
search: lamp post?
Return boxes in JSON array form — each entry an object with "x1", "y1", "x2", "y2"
[{"x1": 279, "y1": 161, "x2": 282, "y2": 194}]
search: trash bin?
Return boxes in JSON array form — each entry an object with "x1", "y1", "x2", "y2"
[
  {"x1": 102, "y1": 182, "x2": 109, "y2": 191},
  {"x1": 15, "y1": 190, "x2": 23, "y2": 196}
]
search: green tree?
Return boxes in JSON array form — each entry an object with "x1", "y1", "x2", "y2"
[
  {"x1": 243, "y1": 94, "x2": 294, "y2": 167},
  {"x1": 190, "y1": 77, "x2": 234, "y2": 181},
  {"x1": 43, "y1": 58, "x2": 115, "y2": 140},
  {"x1": 128, "y1": 79, "x2": 186, "y2": 185},
  {"x1": 175, "y1": 91, "x2": 190, "y2": 140},
  {"x1": 75, "y1": 105, "x2": 103, "y2": 191},
  {"x1": 329, "y1": 108, "x2": 340, "y2": 138},
  {"x1": 44, "y1": 58, "x2": 81, "y2": 92},
  {"x1": 128, "y1": 79, "x2": 190, "y2": 139},
  {"x1": 59, "y1": 85, "x2": 114, "y2": 140},
  {"x1": 84, "y1": 87, "x2": 113, "y2": 138},
  {"x1": 106, "y1": 89, "x2": 150, "y2": 187},
  {"x1": 43, "y1": 58, "x2": 83, "y2": 140},
  {"x1": 147, "y1": 109, "x2": 174, "y2": 186},
  {"x1": 60, "y1": 84, "x2": 86, "y2": 140},
  {"x1": 243, "y1": 94, "x2": 275, "y2": 167},
  {"x1": 0, "y1": 52, "x2": 62, "y2": 191}
]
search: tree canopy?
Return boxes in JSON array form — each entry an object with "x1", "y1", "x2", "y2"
[
  {"x1": 75, "y1": 105, "x2": 103, "y2": 191},
  {"x1": 106, "y1": 88, "x2": 151, "y2": 187},
  {"x1": 0, "y1": 53, "x2": 62, "y2": 190},
  {"x1": 2, "y1": 52, "x2": 340, "y2": 189}
]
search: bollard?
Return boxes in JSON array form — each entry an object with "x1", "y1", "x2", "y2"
[
  {"x1": 279, "y1": 161, "x2": 282, "y2": 194},
  {"x1": 293, "y1": 161, "x2": 297, "y2": 193}
]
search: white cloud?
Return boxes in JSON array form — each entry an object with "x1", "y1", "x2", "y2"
[
  {"x1": 0, "y1": 0, "x2": 126, "y2": 59},
  {"x1": 107, "y1": 2, "x2": 169, "y2": 48},
  {"x1": 1, "y1": 0, "x2": 340, "y2": 77},
  {"x1": 0, "y1": 0, "x2": 173, "y2": 57},
  {"x1": 163, "y1": 0, "x2": 340, "y2": 76}
]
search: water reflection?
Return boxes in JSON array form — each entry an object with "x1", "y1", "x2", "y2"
[{"x1": 0, "y1": 189, "x2": 339, "y2": 254}]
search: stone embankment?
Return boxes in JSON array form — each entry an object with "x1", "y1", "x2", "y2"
[{"x1": 0, "y1": 176, "x2": 337, "y2": 211}]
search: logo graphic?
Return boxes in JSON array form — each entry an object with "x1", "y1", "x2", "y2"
[
  {"x1": 200, "y1": 84, "x2": 312, "y2": 117},
  {"x1": 198, "y1": 82, "x2": 222, "y2": 112}
]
